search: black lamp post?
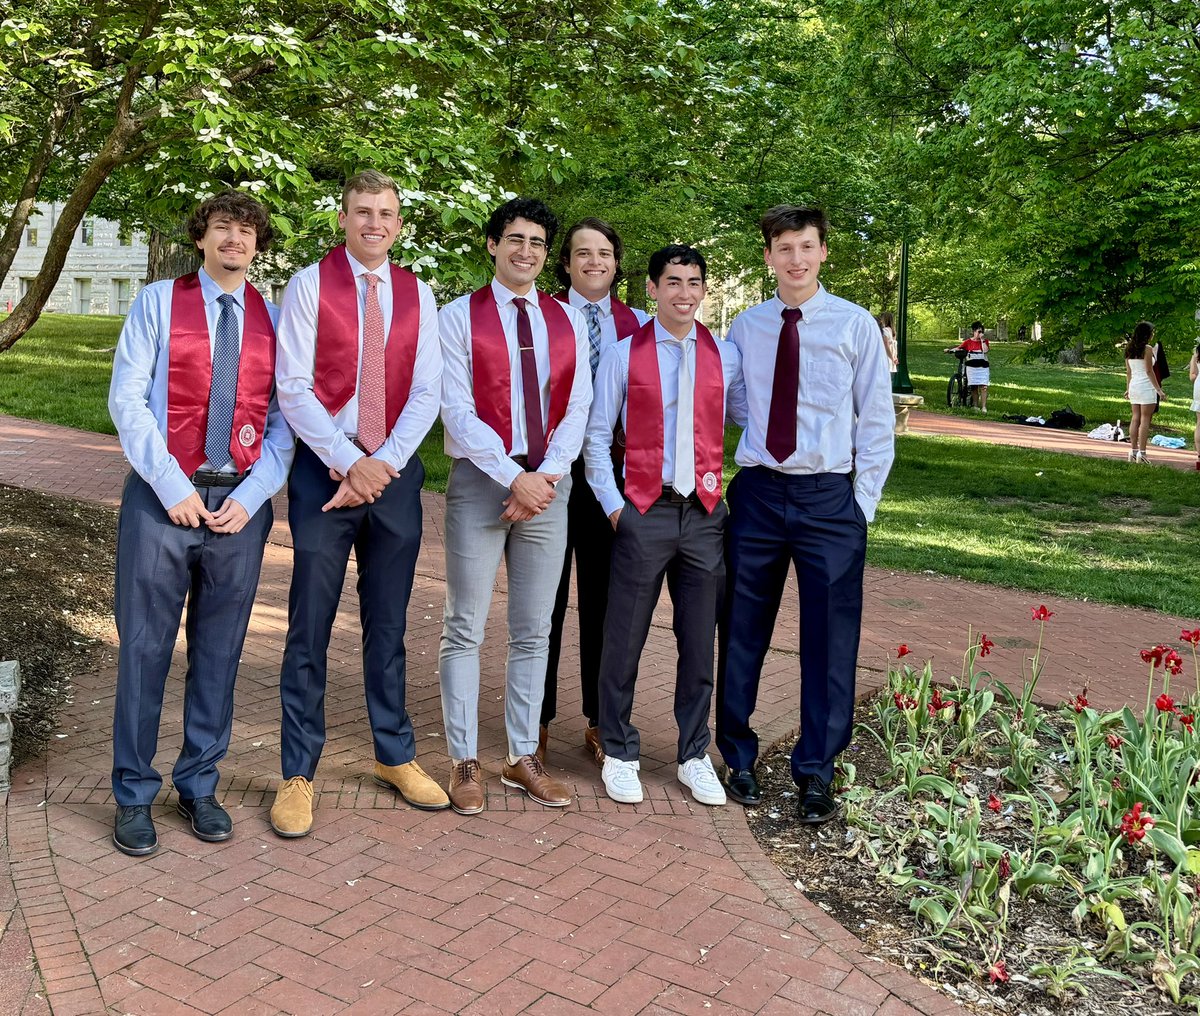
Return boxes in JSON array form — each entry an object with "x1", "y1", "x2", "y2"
[{"x1": 892, "y1": 238, "x2": 914, "y2": 394}]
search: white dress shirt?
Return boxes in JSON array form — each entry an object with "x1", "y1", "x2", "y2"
[
  {"x1": 563, "y1": 288, "x2": 651, "y2": 355},
  {"x1": 274, "y1": 247, "x2": 443, "y2": 477},
  {"x1": 439, "y1": 279, "x2": 593, "y2": 488},
  {"x1": 726, "y1": 285, "x2": 895, "y2": 521},
  {"x1": 585, "y1": 318, "x2": 745, "y2": 517},
  {"x1": 108, "y1": 268, "x2": 294, "y2": 517}
]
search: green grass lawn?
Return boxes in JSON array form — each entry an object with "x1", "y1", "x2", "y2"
[
  {"x1": 902, "y1": 335, "x2": 1197, "y2": 439},
  {"x1": 0, "y1": 313, "x2": 122, "y2": 433},
  {"x1": 3, "y1": 313, "x2": 1198, "y2": 615}
]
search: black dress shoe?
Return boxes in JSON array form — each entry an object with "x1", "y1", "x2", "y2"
[
  {"x1": 722, "y1": 767, "x2": 762, "y2": 806},
  {"x1": 113, "y1": 805, "x2": 158, "y2": 856},
  {"x1": 797, "y1": 776, "x2": 839, "y2": 825},
  {"x1": 177, "y1": 796, "x2": 233, "y2": 842}
]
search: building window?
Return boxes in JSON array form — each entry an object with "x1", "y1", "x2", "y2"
[
  {"x1": 114, "y1": 279, "x2": 131, "y2": 315},
  {"x1": 19, "y1": 278, "x2": 35, "y2": 298},
  {"x1": 74, "y1": 278, "x2": 92, "y2": 315},
  {"x1": 26, "y1": 228, "x2": 38, "y2": 247},
  {"x1": 118, "y1": 226, "x2": 133, "y2": 247},
  {"x1": 81, "y1": 220, "x2": 95, "y2": 246},
  {"x1": 270, "y1": 284, "x2": 286, "y2": 305}
]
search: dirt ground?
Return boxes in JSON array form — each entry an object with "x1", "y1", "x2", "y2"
[{"x1": 0, "y1": 484, "x2": 116, "y2": 770}]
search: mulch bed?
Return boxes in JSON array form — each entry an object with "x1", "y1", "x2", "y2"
[{"x1": 0, "y1": 484, "x2": 116, "y2": 771}]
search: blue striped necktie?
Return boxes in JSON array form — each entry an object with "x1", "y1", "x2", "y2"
[{"x1": 204, "y1": 293, "x2": 240, "y2": 469}]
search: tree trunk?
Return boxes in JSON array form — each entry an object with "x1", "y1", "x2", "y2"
[
  {"x1": 0, "y1": 94, "x2": 70, "y2": 292},
  {"x1": 146, "y1": 228, "x2": 201, "y2": 282}
]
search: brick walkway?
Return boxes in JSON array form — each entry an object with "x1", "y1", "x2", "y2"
[{"x1": 1, "y1": 413, "x2": 1195, "y2": 1016}]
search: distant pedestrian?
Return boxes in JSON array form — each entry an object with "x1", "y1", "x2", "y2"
[
  {"x1": 1189, "y1": 340, "x2": 1200, "y2": 470},
  {"x1": 1124, "y1": 321, "x2": 1166, "y2": 464},
  {"x1": 878, "y1": 311, "x2": 898, "y2": 374},
  {"x1": 952, "y1": 321, "x2": 990, "y2": 413}
]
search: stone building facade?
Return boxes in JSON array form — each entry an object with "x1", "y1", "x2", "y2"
[{"x1": 1, "y1": 204, "x2": 151, "y2": 316}]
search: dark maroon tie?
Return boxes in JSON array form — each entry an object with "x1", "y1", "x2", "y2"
[
  {"x1": 766, "y1": 307, "x2": 802, "y2": 463},
  {"x1": 512, "y1": 297, "x2": 546, "y2": 470}
]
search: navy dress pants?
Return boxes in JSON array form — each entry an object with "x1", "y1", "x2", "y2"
[
  {"x1": 278, "y1": 442, "x2": 423, "y2": 780},
  {"x1": 111, "y1": 471, "x2": 271, "y2": 806},
  {"x1": 716, "y1": 467, "x2": 866, "y2": 786}
]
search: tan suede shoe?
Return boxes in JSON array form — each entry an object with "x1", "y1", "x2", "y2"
[
  {"x1": 373, "y1": 760, "x2": 451, "y2": 811},
  {"x1": 536, "y1": 724, "x2": 549, "y2": 764},
  {"x1": 584, "y1": 725, "x2": 606, "y2": 766},
  {"x1": 270, "y1": 776, "x2": 313, "y2": 838},
  {"x1": 501, "y1": 754, "x2": 572, "y2": 807},
  {"x1": 448, "y1": 759, "x2": 485, "y2": 815}
]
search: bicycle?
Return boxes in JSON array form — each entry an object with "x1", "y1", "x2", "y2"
[{"x1": 944, "y1": 347, "x2": 971, "y2": 408}]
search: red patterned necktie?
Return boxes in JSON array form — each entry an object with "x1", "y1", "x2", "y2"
[
  {"x1": 512, "y1": 297, "x2": 546, "y2": 470},
  {"x1": 766, "y1": 307, "x2": 801, "y2": 463},
  {"x1": 357, "y1": 272, "x2": 386, "y2": 454}
]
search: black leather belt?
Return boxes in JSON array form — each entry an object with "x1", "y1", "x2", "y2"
[
  {"x1": 191, "y1": 469, "x2": 247, "y2": 488},
  {"x1": 657, "y1": 485, "x2": 698, "y2": 505}
]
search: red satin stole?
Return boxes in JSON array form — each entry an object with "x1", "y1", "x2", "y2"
[
  {"x1": 624, "y1": 320, "x2": 725, "y2": 514},
  {"x1": 553, "y1": 291, "x2": 641, "y2": 340},
  {"x1": 167, "y1": 273, "x2": 275, "y2": 478},
  {"x1": 313, "y1": 244, "x2": 420, "y2": 433},
  {"x1": 469, "y1": 286, "x2": 577, "y2": 453}
]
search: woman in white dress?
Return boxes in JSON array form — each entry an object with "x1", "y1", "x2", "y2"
[
  {"x1": 878, "y1": 311, "x2": 898, "y2": 373},
  {"x1": 1124, "y1": 321, "x2": 1166, "y2": 463},
  {"x1": 1189, "y1": 341, "x2": 1200, "y2": 470}
]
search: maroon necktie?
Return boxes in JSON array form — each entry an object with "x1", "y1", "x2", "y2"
[
  {"x1": 766, "y1": 307, "x2": 802, "y2": 463},
  {"x1": 512, "y1": 297, "x2": 546, "y2": 470}
]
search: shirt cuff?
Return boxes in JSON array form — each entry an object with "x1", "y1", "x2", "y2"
[
  {"x1": 854, "y1": 488, "x2": 879, "y2": 524},
  {"x1": 598, "y1": 488, "x2": 624, "y2": 517},
  {"x1": 329, "y1": 440, "x2": 365, "y2": 478},
  {"x1": 496, "y1": 458, "x2": 524, "y2": 489},
  {"x1": 228, "y1": 478, "x2": 267, "y2": 518},
  {"x1": 150, "y1": 470, "x2": 196, "y2": 514}
]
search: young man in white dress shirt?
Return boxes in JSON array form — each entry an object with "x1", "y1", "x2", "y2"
[
  {"x1": 108, "y1": 191, "x2": 293, "y2": 855},
  {"x1": 438, "y1": 198, "x2": 592, "y2": 814},
  {"x1": 270, "y1": 170, "x2": 447, "y2": 837},
  {"x1": 585, "y1": 244, "x2": 744, "y2": 806},
  {"x1": 716, "y1": 206, "x2": 895, "y2": 822},
  {"x1": 541, "y1": 218, "x2": 649, "y2": 765}
]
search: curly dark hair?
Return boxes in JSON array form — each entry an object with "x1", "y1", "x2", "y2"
[
  {"x1": 186, "y1": 190, "x2": 274, "y2": 250},
  {"x1": 555, "y1": 217, "x2": 626, "y2": 290},
  {"x1": 485, "y1": 197, "x2": 558, "y2": 254},
  {"x1": 1125, "y1": 320, "x2": 1155, "y2": 360}
]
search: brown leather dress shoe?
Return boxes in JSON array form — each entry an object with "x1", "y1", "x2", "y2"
[
  {"x1": 501, "y1": 754, "x2": 572, "y2": 807},
  {"x1": 584, "y1": 724, "x2": 605, "y2": 766},
  {"x1": 448, "y1": 759, "x2": 485, "y2": 815},
  {"x1": 536, "y1": 724, "x2": 549, "y2": 764}
]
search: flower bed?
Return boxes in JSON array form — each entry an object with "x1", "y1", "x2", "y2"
[{"x1": 749, "y1": 608, "x2": 1200, "y2": 1013}]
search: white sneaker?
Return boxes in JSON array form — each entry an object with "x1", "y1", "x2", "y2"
[
  {"x1": 602, "y1": 757, "x2": 644, "y2": 804},
  {"x1": 678, "y1": 756, "x2": 727, "y2": 806}
]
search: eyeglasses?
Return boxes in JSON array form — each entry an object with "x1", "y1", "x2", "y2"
[{"x1": 500, "y1": 234, "x2": 548, "y2": 252}]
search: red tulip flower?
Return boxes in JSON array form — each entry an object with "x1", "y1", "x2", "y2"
[
  {"x1": 896, "y1": 644, "x2": 911, "y2": 658},
  {"x1": 987, "y1": 960, "x2": 1010, "y2": 984},
  {"x1": 1031, "y1": 605, "x2": 1054, "y2": 621},
  {"x1": 1156, "y1": 693, "x2": 1177, "y2": 714},
  {"x1": 1071, "y1": 693, "x2": 1088, "y2": 713},
  {"x1": 1165, "y1": 649, "x2": 1184, "y2": 676},
  {"x1": 1181, "y1": 628, "x2": 1200, "y2": 646},
  {"x1": 1141, "y1": 644, "x2": 1169, "y2": 667},
  {"x1": 978, "y1": 634, "x2": 994, "y2": 658},
  {"x1": 998, "y1": 853, "x2": 1011, "y2": 881},
  {"x1": 1105, "y1": 732, "x2": 1123, "y2": 750},
  {"x1": 1179, "y1": 713, "x2": 1195, "y2": 734},
  {"x1": 986, "y1": 793, "x2": 1002, "y2": 813},
  {"x1": 1120, "y1": 802, "x2": 1155, "y2": 844}
]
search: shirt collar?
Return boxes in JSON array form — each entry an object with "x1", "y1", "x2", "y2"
[
  {"x1": 653, "y1": 317, "x2": 696, "y2": 344},
  {"x1": 491, "y1": 277, "x2": 540, "y2": 308},
  {"x1": 770, "y1": 282, "x2": 826, "y2": 316},
  {"x1": 198, "y1": 267, "x2": 245, "y2": 308},
  {"x1": 568, "y1": 287, "x2": 611, "y2": 315},
  {"x1": 344, "y1": 248, "x2": 391, "y2": 285}
]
